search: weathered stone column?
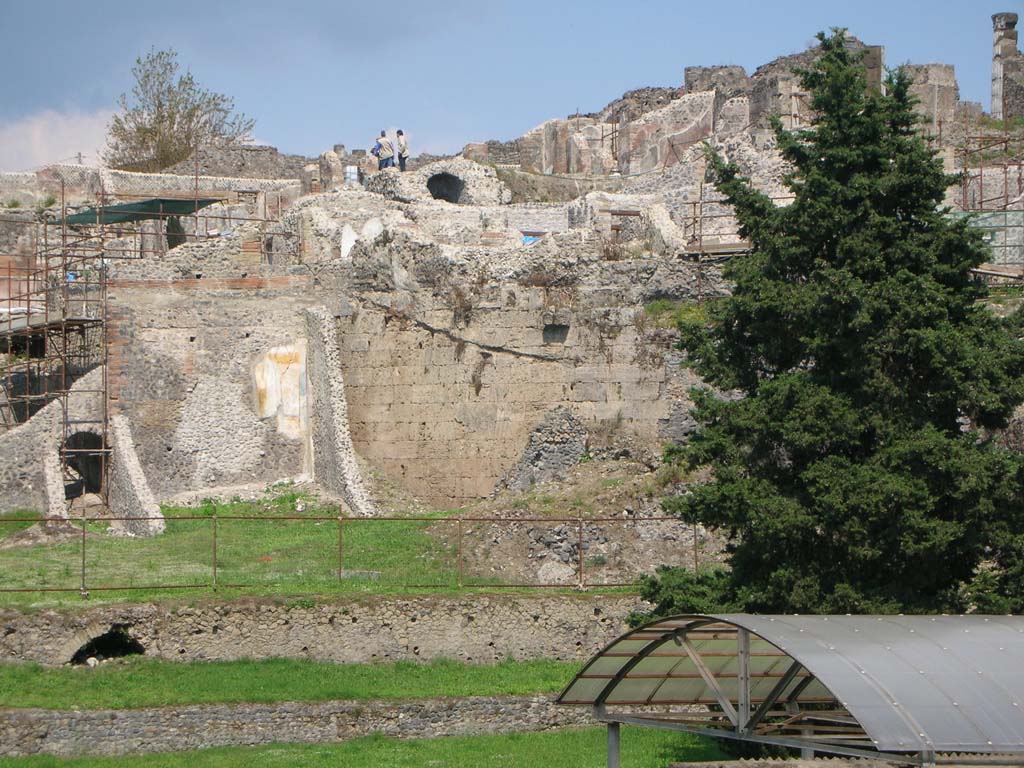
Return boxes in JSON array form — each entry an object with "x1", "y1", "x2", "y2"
[{"x1": 993, "y1": 12, "x2": 1019, "y2": 120}]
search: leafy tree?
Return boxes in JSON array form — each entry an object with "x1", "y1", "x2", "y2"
[
  {"x1": 105, "y1": 48, "x2": 254, "y2": 172},
  {"x1": 649, "y1": 30, "x2": 1024, "y2": 616}
]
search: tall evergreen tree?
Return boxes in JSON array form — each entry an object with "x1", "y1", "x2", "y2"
[{"x1": 653, "y1": 31, "x2": 1024, "y2": 614}]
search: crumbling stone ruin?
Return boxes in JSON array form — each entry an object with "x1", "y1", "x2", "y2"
[
  {"x1": 994, "y1": 12, "x2": 1024, "y2": 120},
  {"x1": 2, "y1": 16, "x2": 1024, "y2": 763},
  {"x1": 0, "y1": 10, "x2": 1021, "y2": 538}
]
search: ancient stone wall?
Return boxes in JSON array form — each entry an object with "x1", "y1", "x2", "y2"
[
  {"x1": 304, "y1": 306, "x2": 374, "y2": 515},
  {"x1": 337, "y1": 253, "x2": 708, "y2": 506},
  {"x1": 0, "y1": 165, "x2": 301, "y2": 207},
  {"x1": 0, "y1": 594, "x2": 642, "y2": 664},
  {"x1": 164, "y1": 144, "x2": 312, "y2": 180},
  {"x1": 107, "y1": 414, "x2": 165, "y2": 536},
  {"x1": 412, "y1": 201, "x2": 570, "y2": 243},
  {"x1": 591, "y1": 87, "x2": 681, "y2": 124},
  {"x1": 0, "y1": 174, "x2": 42, "y2": 206},
  {"x1": 0, "y1": 409, "x2": 51, "y2": 514},
  {"x1": 0, "y1": 695, "x2": 593, "y2": 758},
  {"x1": 618, "y1": 91, "x2": 716, "y2": 175},
  {"x1": 501, "y1": 406, "x2": 588, "y2": 492},
  {"x1": 715, "y1": 96, "x2": 751, "y2": 135},
  {"x1": 684, "y1": 66, "x2": 750, "y2": 99},
  {"x1": 0, "y1": 368, "x2": 110, "y2": 518},
  {"x1": 904, "y1": 64, "x2": 959, "y2": 133},
  {"x1": 367, "y1": 158, "x2": 512, "y2": 206},
  {"x1": 463, "y1": 139, "x2": 524, "y2": 167},
  {"x1": 106, "y1": 273, "x2": 320, "y2": 497},
  {"x1": 993, "y1": 12, "x2": 1023, "y2": 119}
]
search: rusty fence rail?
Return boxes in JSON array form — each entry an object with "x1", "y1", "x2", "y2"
[{"x1": 0, "y1": 513, "x2": 702, "y2": 597}]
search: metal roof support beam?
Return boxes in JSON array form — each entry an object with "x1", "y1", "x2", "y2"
[
  {"x1": 682, "y1": 637, "x2": 739, "y2": 726},
  {"x1": 593, "y1": 623, "x2": 712, "y2": 708},
  {"x1": 786, "y1": 672, "x2": 815, "y2": 704},
  {"x1": 744, "y1": 660, "x2": 803, "y2": 734}
]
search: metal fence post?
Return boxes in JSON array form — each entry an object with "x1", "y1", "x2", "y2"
[
  {"x1": 457, "y1": 517, "x2": 463, "y2": 589},
  {"x1": 212, "y1": 512, "x2": 218, "y2": 590},
  {"x1": 578, "y1": 518, "x2": 584, "y2": 588},
  {"x1": 80, "y1": 513, "x2": 87, "y2": 598},
  {"x1": 342, "y1": 518, "x2": 350, "y2": 581}
]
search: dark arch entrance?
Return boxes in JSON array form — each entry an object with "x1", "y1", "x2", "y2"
[
  {"x1": 64, "y1": 432, "x2": 105, "y2": 499},
  {"x1": 71, "y1": 625, "x2": 145, "y2": 665},
  {"x1": 426, "y1": 172, "x2": 466, "y2": 203}
]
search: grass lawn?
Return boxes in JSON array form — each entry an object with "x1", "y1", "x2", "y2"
[
  {"x1": 0, "y1": 495, "x2": 460, "y2": 607},
  {"x1": 0, "y1": 510, "x2": 41, "y2": 539},
  {"x1": 0, "y1": 657, "x2": 581, "y2": 710},
  {"x1": 0, "y1": 727, "x2": 728, "y2": 768}
]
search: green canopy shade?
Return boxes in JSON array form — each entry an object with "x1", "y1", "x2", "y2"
[{"x1": 65, "y1": 198, "x2": 222, "y2": 226}]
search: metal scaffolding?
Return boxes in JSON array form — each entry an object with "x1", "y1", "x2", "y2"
[
  {"x1": 0, "y1": 164, "x2": 296, "y2": 508},
  {"x1": 957, "y1": 131, "x2": 1024, "y2": 279},
  {"x1": 0, "y1": 182, "x2": 109, "y2": 502}
]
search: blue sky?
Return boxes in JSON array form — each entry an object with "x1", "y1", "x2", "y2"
[{"x1": 0, "y1": 0, "x2": 1017, "y2": 170}]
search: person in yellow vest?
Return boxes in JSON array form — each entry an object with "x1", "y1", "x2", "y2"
[
  {"x1": 373, "y1": 130, "x2": 394, "y2": 170},
  {"x1": 396, "y1": 129, "x2": 410, "y2": 172}
]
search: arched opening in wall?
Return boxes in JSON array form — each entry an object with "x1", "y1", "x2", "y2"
[
  {"x1": 64, "y1": 432, "x2": 105, "y2": 500},
  {"x1": 71, "y1": 625, "x2": 145, "y2": 665},
  {"x1": 427, "y1": 172, "x2": 466, "y2": 203}
]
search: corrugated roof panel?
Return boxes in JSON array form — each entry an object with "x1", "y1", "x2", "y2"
[{"x1": 558, "y1": 614, "x2": 1024, "y2": 754}]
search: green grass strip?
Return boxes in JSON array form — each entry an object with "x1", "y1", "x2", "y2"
[
  {"x1": 0, "y1": 657, "x2": 581, "y2": 710},
  {"x1": 0, "y1": 728, "x2": 728, "y2": 767}
]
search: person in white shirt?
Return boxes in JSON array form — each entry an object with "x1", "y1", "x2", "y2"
[{"x1": 396, "y1": 129, "x2": 409, "y2": 172}]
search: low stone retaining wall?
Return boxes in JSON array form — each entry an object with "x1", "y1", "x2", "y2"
[
  {"x1": 0, "y1": 694, "x2": 595, "y2": 757},
  {"x1": 0, "y1": 594, "x2": 644, "y2": 666}
]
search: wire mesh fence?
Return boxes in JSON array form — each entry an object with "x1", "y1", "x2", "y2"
[{"x1": 0, "y1": 512, "x2": 705, "y2": 597}]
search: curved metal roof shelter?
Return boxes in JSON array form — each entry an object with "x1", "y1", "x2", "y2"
[{"x1": 558, "y1": 614, "x2": 1024, "y2": 766}]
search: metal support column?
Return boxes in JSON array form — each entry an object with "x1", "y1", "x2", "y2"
[
  {"x1": 607, "y1": 721, "x2": 621, "y2": 768},
  {"x1": 737, "y1": 628, "x2": 750, "y2": 732},
  {"x1": 787, "y1": 698, "x2": 814, "y2": 759}
]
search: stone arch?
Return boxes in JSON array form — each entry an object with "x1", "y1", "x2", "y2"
[
  {"x1": 69, "y1": 623, "x2": 145, "y2": 665},
  {"x1": 53, "y1": 620, "x2": 140, "y2": 665},
  {"x1": 426, "y1": 172, "x2": 467, "y2": 203}
]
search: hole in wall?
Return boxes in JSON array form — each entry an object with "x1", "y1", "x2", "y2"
[
  {"x1": 0, "y1": 335, "x2": 45, "y2": 359},
  {"x1": 71, "y1": 625, "x2": 145, "y2": 665},
  {"x1": 426, "y1": 172, "x2": 466, "y2": 204},
  {"x1": 543, "y1": 324, "x2": 570, "y2": 344},
  {"x1": 64, "y1": 432, "x2": 105, "y2": 500},
  {"x1": 165, "y1": 217, "x2": 186, "y2": 249}
]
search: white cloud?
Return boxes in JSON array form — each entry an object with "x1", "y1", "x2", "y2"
[{"x1": 0, "y1": 109, "x2": 114, "y2": 172}]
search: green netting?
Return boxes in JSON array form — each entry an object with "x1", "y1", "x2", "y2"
[{"x1": 66, "y1": 198, "x2": 222, "y2": 226}]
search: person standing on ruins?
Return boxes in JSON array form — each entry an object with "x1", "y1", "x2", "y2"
[
  {"x1": 396, "y1": 129, "x2": 409, "y2": 172},
  {"x1": 375, "y1": 130, "x2": 395, "y2": 171}
]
